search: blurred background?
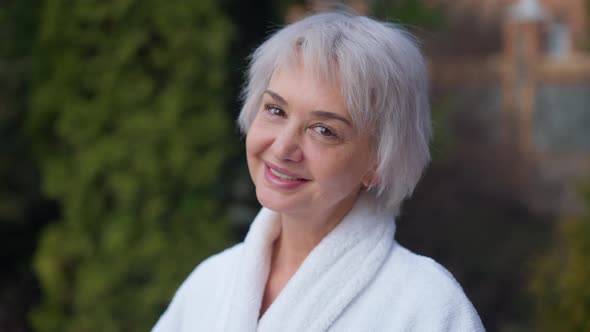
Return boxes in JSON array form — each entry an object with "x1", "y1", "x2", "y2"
[{"x1": 1, "y1": 0, "x2": 589, "y2": 331}]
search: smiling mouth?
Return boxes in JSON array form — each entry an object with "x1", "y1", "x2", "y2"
[
  {"x1": 265, "y1": 162, "x2": 309, "y2": 181},
  {"x1": 269, "y1": 167, "x2": 303, "y2": 180}
]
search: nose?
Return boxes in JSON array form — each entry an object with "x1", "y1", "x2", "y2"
[{"x1": 270, "y1": 124, "x2": 303, "y2": 162}]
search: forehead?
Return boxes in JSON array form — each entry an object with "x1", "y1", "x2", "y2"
[{"x1": 267, "y1": 62, "x2": 348, "y2": 115}]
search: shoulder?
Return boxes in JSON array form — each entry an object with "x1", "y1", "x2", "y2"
[
  {"x1": 151, "y1": 243, "x2": 244, "y2": 332},
  {"x1": 178, "y1": 243, "x2": 244, "y2": 295},
  {"x1": 388, "y1": 243, "x2": 465, "y2": 295},
  {"x1": 374, "y1": 242, "x2": 485, "y2": 331}
]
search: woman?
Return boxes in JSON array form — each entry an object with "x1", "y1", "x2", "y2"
[{"x1": 153, "y1": 11, "x2": 485, "y2": 332}]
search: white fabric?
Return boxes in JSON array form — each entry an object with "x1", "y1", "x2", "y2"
[{"x1": 152, "y1": 193, "x2": 485, "y2": 331}]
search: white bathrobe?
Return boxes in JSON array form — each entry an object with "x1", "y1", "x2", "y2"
[{"x1": 152, "y1": 193, "x2": 485, "y2": 331}]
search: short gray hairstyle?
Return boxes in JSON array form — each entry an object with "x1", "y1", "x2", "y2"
[{"x1": 238, "y1": 12, "x2": 431, "y2": 215}]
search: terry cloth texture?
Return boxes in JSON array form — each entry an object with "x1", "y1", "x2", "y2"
[{"x1": 152, "y1": 193, "x2": 486, "y2": 332}]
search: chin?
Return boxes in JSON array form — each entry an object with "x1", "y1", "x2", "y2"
[{"x1": 255, "y1": 186, "x2": 306, "y2": 214}]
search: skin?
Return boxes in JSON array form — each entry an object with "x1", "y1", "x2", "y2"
[{"x1": 245, "y1": 61, "x2": 376, "y2": 317}]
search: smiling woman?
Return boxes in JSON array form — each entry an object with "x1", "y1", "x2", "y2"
[
  {"x1": 247, "y1": 63, "x2": 374, "y2": 224},
  {"x1": 152, "y1": 11, "x2": 485, "y2": 332}
]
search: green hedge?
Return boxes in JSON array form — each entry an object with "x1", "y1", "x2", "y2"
[
  {"x1": 28, "y1": 1, "x2": 234, "y2": 331},
  {"x1": 530, "y1": 183, "x2": 590, "y2": 331}
]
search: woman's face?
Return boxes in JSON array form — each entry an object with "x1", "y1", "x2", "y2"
[{"x1": 246, "y1": 63, "x2": 375, "y2": 218}]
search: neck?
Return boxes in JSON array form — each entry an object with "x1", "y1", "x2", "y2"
[
  {"x1": 259, "y1": 190, "x2": 365, "y2": 318},
  {"x1": 271, "y1": 191, "x2": 360, "y2": 271}
]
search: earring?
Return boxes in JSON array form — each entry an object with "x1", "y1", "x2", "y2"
[{"x1": 362, "y1": 177, "x2": 375, "y2": 190}]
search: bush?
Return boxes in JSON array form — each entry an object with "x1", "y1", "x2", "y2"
[
  {"x1": 530, "y1": 183, "x2": 590, "y2": 332},
  {"x1": 28, "y1": 1, "x2": 234, "y2": 331}
]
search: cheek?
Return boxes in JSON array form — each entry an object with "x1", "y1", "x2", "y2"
[
  {"x1": 245, "y1": 132, "x2": 256, "y2": 157},
  {"x1": 245, "y1": 132, "x2": 262, "y2": 186},
  {"x1": 246, "y1": 121, "x2": 274, "y2": 169},
  {"x1": 245, "y1": 134, "x2": 261, "y2": 172},
  {"x1": 246, "y1": 121, "x2": 265, "y2": 156},
  {"x1": 306, "y1": 148, "x2": 367, "y2": 188}
]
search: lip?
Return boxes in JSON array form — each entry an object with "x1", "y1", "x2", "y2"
[
  {"x1": 265, "y1": 161, "x2": 308, "y2": 180},
  {"x1": 263, "y1": 162, "x2": 310, "y2": 190}
]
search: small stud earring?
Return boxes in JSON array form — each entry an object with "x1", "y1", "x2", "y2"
[{"x1": 362, "y1": 178, "x2": 374, "y2": 190}]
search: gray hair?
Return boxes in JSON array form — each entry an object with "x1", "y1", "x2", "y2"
[{"x1": 238, "y1": 12, "x2": 432, "y2": 215}]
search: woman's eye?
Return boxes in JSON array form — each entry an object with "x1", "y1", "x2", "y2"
[
  {"x1": 312, "y1": 125, "x2": 337, "y2": 138},
  {"x1": 264, "y1": 104, "x2": 285, "y2": 117}
]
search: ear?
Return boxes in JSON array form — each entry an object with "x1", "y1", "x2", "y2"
[
  {"x1": 361, "y1": 166, "x2": 379, "y2": 189},
  {"x1": 361, "y1": 149, "x2": 379, "y2": 188}
]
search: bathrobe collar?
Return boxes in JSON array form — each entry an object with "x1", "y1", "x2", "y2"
[{"x1": 221, "y1": 192, "x2": 396, "y2": 332}]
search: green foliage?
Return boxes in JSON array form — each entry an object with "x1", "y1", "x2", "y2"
[
  {"x1": 429, "y1": 97, "x2": 456, "y2": 162},
  {"x1": 0, "y1": 0, "x2": 40, "y2": 226},
  {"x1": 371, "y1": 0, "x2": 445, "y2": 29},
  {"x1": 0, "y1": 0, "x2": 39, "y2": 59},
  {"x1": 0, "y1": 1, "x2": 45, "y2": 330},
  {"x1": 29, "y1": 1, "x2": 234, "y2": 331},
  {"x1": 529, "y1": 183, "x2": 590, "y2": 332}
]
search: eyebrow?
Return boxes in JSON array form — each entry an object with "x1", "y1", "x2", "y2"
[
  {"x1": 310, "y1": 111, "x2": 351, "y2": 127},
  {"x1": 263, "y1": 89, "x2": 352, "y2": 127},
  {"x1": 264, "y1": 90, "x2": 288, "y2": 105}
]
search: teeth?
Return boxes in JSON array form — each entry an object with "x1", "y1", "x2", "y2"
[{"x1": 270, "y1": 167, "x2": 299, "y2": 180}]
